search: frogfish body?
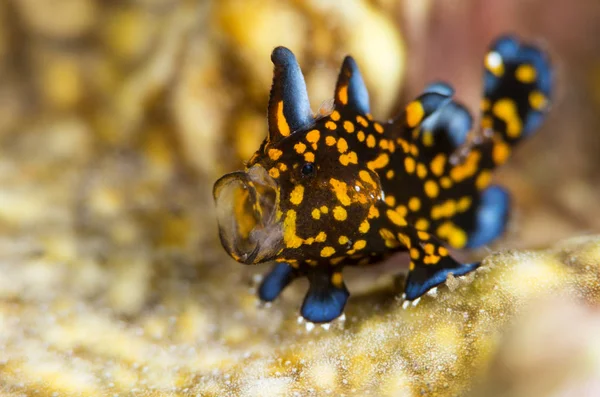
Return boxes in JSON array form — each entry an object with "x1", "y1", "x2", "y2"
[{"x1": 213, "y1": 36, "x2": 553, "y2": 323}]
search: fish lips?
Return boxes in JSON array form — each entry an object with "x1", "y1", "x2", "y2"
[{"x1": 213, "y1": 165, "x2": 283, "y2": 264}]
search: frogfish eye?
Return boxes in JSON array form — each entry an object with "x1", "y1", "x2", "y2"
[{"x1": 301, "y1": 162, "x2": 315, "y2": 176}]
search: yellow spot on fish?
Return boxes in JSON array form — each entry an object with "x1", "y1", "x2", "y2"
[
  {"x1": 321, "y1": 246, "x2": 336, "y2": 257},
  {"x1": 338, "y1": 236, "x2": 349, "y2": 245},
  {"x1": 337, "y1": 84, "x2": 348, "y2": 105},
  {"x1": 424, "y1": 255, "x2": 441, "y2": 265},
  {"x1": 431, "y1": 154, "x2": 446, "y2": 176},
  {"x1": 359, "y1": 219, "x2": 370, "y2": 233},
  {"x1": 398, "y1": 233, "x2": 411, "y2": 247},
  {"x1": 276, "y1": 100, "x2": 291, "y2": 136},
  {"x1": 315, "y1": 231, "x2": 327, "y2": 242},
  {"x1": 450, "y1": 151, "x2": 481, "y2": 182},
  {"x1": 283, "y1": 210, "x2": 302, "y2": 248},
  {"x1": 410, "y1": 248, "x2": 420, "y2": 260},
  {"x1": 417, "y1": 163, "x2": 428, "y2": 179},
  {"x1": 290, "y1": 185, "x2": 304, "y2": 205},
  {"x1": 366, "y1": 134, "x2": 376, "y2": 148},
  {"x1": 493, "y1": 140, "x2": 511, "y2": 165},
  {"x1": 374, "y1": 122, "x2": 384, "y2": 134},
  {"x1": 357, "y1": 130, "x2": 365, "y2": 142},
  {"x1": 343, "y1": 120, "x2": 355, "y2": 133},
  {"x1": 386, "y1": 169, "x2": 395, "y2": 180},
  {"x1": 385, "y1": 195, "x2": 396, "y2": 207},
  {"x1": 481, "y1": 116, "x2": 493, "y2": 130},
  {"x1": 387, "y1": 141, "x2": 396, "y2": 153},
  {"x1": 417, "y1": 231, "x2": 430, "y2": 240},
  {"x1": 269, "y1": 168, "x2": 280, "y2": 178},
  {"x1": 330, "y1": 178, "x2": 352, "y2": 206},
  {"x1": 408, "y1": 197, "x2": 421, "y2": 212},
  {"x1": 515, "y1": 64, "x2": 537, "y2": 83},
  {"x1": 476, "y1": 170, "x2": 492, "y2": 190},
  {"x1": 493, "y1": 99, "x2": 522, "y2": 138},
  {"x1": 422, "y1": 132, "x2": 434, "y2": 147},
  {"x1": 339, "y1": 151, "x2": 358, "y2": 166},
  {"x1": 331, "y1": 272, "x2": 343, "y2": 286},
  {"x1": 311, "y1": 208, "x2": 321, "y2": 219},
  {"x1": 306, "y1": 130, "x2": 320, "y2": 145},
  {"x1": 397, "y1": 138, "x2": 410, "y2": 153},
  {"x1": 529, "y1": 90, "x2": 548, "y2": 110},
  {"x1": 424, "y1": 180, "x2": 439, "y2": 198},
  {"x1": 367, "y1": 153, "x2": 389, "y2": 170},
  {"x1": 330, "y1": 110, "x2": 341, "y2": 121},
  {"x1": 325, "y1": 121, "x2": 337, "y2": 130},
  {"x1": 415, "y1": 218, "x2": 430, "y2": 231},
  {"x1": 437, "y1": 222, "x2": 467, "y2": 249},
  {"x1": 405, "y1": 101, "x2": 425, "y2": 127},
  {"x1": 457, "y1": 196, "x2": 472, "y2": 212},
  {"x1": 325, "y1": 136, "x2": 336, "y2": 146},
  {"x1": 404, "y1": 157, "x2": 416, "y2": 174},
  {"x1": 333, "y1": 206, "x2": 348, "y2": 221},
  {"x1": 368, "y1": 205, "x2": 379, "y2": 219},
  {"x1": 358, "y1": 170, "x2": 377, "y2": 188},
  {"x1": 387, "y1": 209, "x2": 407, "y2": 226},
  {"x1": 353, "y1": 240, "x2": 367, "y2": 250},
  {"x1": 294, "y1": 142, "x2": 306, "y2": 154},
  {"x1": 410, "y1": 144, "x2": 419, "y2": 157},
  {"x1": 440, "y1": 177, "x2": 453, "y2": 189},
  {"x1": 438, "y1": 246, "x2": 449, "y2": 256},
  {"x1": 268, "y1": 148, "x2": 283, "y2": 161},
  {"x1": 379, "y1": 228, "x2": 395, "y2": 240},
  {"x1": 356, "y1": 115, "x2": 368, "y2": 127},
  {"x1": 337, "y1": 138, "x2": 348, "y2": 153},
  {"x1": 424, "y1": 244, "x2": 435, "y2": 255},
  {"x1": 330, "y1": 257, "x2": 345, "y2": 265},
  {"x1": 320, "y1": 206, "x2": 329, "y2": 214},
  {"x1": 395, "y1": 205, "x2": 407, "y2": 217}
]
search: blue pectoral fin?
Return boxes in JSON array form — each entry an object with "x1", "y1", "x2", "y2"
[
  {"x1": 465, "y1": 185, "x2": 511, "y2": 249},
  {"x1": 404, "y1": 259, "x2": 480, "y2": 301},
  {"x1": 258, "y1": 262, "x2": 298, "y2": 302},
  {"x1": 301, "y1": 271, "x2": 349, "y2": 323}
]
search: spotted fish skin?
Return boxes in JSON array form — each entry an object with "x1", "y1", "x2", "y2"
[{"x1": 214, "y1": 36, "x2": 553, "y2": 323}]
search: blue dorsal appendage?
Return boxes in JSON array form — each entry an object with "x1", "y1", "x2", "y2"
[
  {"x1": 334, "y1": 56, "x2": 371, "y2": 114},
  {"x1": 268, "y1": 47, "x2": 314, "y2": 141}
]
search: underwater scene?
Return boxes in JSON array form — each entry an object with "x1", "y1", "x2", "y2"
[{"x1": 0, "y1": 0, "x2": 600, "y2": 396}]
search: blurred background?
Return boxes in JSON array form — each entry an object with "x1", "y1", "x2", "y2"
[{"x1": 0, "y1": 0, "x2": 599, "y2": 395}]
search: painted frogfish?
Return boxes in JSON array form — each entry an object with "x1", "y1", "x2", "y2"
[{"x1": 213, "y1": 36, "x2": 552, "y2": 323}]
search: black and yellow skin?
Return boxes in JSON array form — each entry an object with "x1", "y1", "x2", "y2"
[{"x1": 213, "y1": 36, "x2": 553, "y2": 323}]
